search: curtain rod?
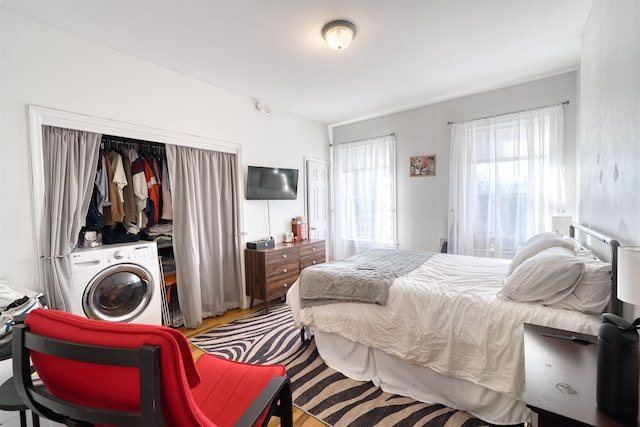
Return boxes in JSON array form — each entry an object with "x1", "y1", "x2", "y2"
[
  {"x1": 447, "y1": 100, "x2": 570, "y2": 126},
  {"x1": 330, "y1": 132, "x2": 395, "y2": 147},
  {"x1": 101, "y1": 134, "x2": 165, "y2": 151}
]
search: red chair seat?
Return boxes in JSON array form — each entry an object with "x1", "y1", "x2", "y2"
[{"x1": 193, "y1": 354, "x2": 286, "y2": 427}]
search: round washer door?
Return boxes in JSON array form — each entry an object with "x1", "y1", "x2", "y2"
[{"x1": 83, "y1": 263, "x2": 154, "y2": 322}]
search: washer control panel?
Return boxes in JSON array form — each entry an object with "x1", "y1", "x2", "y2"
[
  {"x1": 107, "y1": 243, "x2": 157, "y2": 263},
  {"x1": 130, "y1": 244, "x2": 157, "y2": 259}
]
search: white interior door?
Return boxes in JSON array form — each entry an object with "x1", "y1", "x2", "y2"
[{"x1": 306, "y1": 159, "x2": 329, "y2": 242}]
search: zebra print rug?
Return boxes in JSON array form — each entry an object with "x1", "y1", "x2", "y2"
[{"x1": 190, "y1": 304, "x2": 499, "y2": 427}]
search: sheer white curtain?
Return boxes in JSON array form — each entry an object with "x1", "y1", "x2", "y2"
[
  {"x1": 448, "y1": 105, "x2": 565, "y2": 258},
  {"x1": 41, "y1": 126, "x2": 101, "y2": 310},
  {"x1": 166, "y1": 146, "x2": 242, "y2": 328},
  {"x1": 333, "y1": 134, "x2": 397, "y2": 260}
]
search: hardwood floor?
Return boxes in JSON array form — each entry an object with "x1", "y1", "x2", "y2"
[{"x1": 177, "y1": 304, "x2": 327, "y2": 427}]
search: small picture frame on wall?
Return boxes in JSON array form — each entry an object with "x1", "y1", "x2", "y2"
[{"x1": 410, "y1": 154, "x2": 436, "y2": 177}]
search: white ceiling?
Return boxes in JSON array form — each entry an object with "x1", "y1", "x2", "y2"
[{"x1": 2, "y1": 0, "x2": 593, "y2": 125}]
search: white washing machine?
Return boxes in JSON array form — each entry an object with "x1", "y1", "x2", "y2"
[{"x1": 68, "y1": 241, "x2": 163, "y2": 325}]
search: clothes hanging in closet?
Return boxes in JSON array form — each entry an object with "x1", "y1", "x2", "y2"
[
  {"x1": 121, "y1": 153, "x2": 138, "y2": 224},
  {"x1": 85, "y1": 138, "x2": 173, "y2": 245},
  {"x1": 102, "y1": 149, "x2": 125, "y2": 225}
]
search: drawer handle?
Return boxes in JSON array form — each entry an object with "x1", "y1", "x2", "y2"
[
  {"x1": 282, "y1": 254, "x2": 287, "y2": 258},
  {"x1": 283, "y1": 283, "x2": 289, "y2": 288},
  {"x1": 312, "y1": 260, "x2": 316, "y2": 265},
  {"x1": 283, "y1": 268, "x2": 288, "y2": 273},
  {"x1": 312, "y1": 247, "x2": 316, "y2": 251}
]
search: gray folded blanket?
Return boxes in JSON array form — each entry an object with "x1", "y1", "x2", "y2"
[{"x1": 299, "y1": 248, "x2": 434, "y2": 307}]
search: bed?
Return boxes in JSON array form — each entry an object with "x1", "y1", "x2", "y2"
[{"x1": 286, "y1": 224, "x2": 620, "y2": 425}]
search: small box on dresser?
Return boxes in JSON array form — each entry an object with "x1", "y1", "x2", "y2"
[{"x1": 245, "y1": 240, "x2": 326, "y2": 314}]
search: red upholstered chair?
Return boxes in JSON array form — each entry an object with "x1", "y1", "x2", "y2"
[{"x1": 12, "y1": 308, "x2": 293, "y2": 427}]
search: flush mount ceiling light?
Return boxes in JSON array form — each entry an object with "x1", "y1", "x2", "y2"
[{"x1": 322, "y1": 19, "x2": 356, "y2": 51}]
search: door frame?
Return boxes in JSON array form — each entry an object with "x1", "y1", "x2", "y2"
[{"x1": 304, "y1": 156, "x2": 330, "y2": 258}]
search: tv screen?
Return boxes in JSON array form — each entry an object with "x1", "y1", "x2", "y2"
[{"x1": 246, "y1": 166, "x2": 298, "y2": 200}]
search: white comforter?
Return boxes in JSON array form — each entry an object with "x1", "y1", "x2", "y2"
[{"x1": 287, "y1": 253, "x2": 601, "y2": 400}]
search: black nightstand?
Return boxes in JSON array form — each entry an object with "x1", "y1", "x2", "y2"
[{"x1": 524, "y1": 323, "x2": 640, "y2": 427}]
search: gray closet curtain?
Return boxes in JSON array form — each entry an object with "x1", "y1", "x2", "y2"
[
  {"x1": 41, "y1": 126, "x2": 101, "y2": 310},
  {"x1": 166, "y1": 145, "x2": 242, "y2": 328}
]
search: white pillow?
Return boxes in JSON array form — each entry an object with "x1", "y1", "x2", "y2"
[
  {"x1": 576, "y1": 248, "x2": 597, "y2": 261},
  {"x1": 508, "y1": 232, "x2": 577, "y2": 275},
  {"x1": 551, "y1": 260, "x2": 611, "y2": 313},
  {"x1": 500, "y1": 246, "x2": 584, "y2": 304},
  {"x1": 563, "y1": 236, "x2": 582, "y2": 251}
]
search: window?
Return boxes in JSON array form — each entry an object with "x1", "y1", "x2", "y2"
[
  {"x1": 333, "y1": 134, "x2": 396, "y2": 259},
  {"x1": 448, "y1": 105, "x2": 565, "y2": 258}
]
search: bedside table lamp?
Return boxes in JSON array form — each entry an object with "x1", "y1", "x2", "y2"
[{"x1": 597, "y1": 246, "x2": 640, "y2": 423}]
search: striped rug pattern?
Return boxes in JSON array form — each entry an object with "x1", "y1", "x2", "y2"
[{"x1": 190, "y1": 304, "x2": 498, "y2": 427}]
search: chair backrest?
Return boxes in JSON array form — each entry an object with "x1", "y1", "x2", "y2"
[
  {"x1": 13, "y1": 308, "x2": 217, "y2": 427},
  {"x1": 13, "y1": 324, "x2": 163, "y2": 426}
]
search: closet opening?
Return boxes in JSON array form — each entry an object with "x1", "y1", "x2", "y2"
[
  {"x1": 91, "y1": 134, "x2": 182, "y2": 326},
  {"x1": 30, "y1": 105, "x2": 245, "y2": 330}
]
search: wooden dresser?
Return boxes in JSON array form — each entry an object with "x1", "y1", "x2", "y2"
[{"x1": 245, "y1": 239, "x2": 326, "y2": 314}]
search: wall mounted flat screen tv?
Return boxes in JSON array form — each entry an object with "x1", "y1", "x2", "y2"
[{"x1": 246, "y1": 166, "x2": 299, "y2": 200}]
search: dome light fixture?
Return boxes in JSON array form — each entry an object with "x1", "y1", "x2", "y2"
[{"x1": 322, "y1": 19, "x2": 356, "y2": 51}]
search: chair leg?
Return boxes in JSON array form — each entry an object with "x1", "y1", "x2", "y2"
[{"x1": 275, "y1": 382, "x2": 293, "y2": 427}]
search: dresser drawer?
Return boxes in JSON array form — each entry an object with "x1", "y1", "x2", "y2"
[
  {"x1": 265, "y1": 248, "x2": 299, "y2": 276},
  {"x1": 300, "y1": 241, "x2": 326, "y2": 269},
  {"x1": 266, "y1": 271, "x2": 299, "y2": 298}
]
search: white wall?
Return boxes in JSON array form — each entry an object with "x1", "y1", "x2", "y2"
[
  {"x1": 579, "y1": 0, "x2": 639, "y2": 320},
  {"x1": 332, "y1": 72, "x2": 579, "y2": 253},
  {"x1": 579, "y1": 0, "x2": 640, "y2": 246},
  {"x1": 0, "y1": 9, "x2": 329, "y2": 292}
]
